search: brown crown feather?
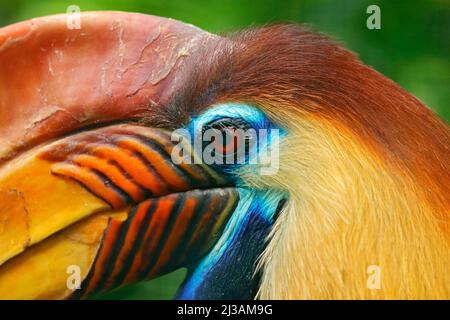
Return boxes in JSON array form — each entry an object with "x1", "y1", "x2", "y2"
[{"x1": 161, "y1": 24, "x2": 449, "y2": 222}]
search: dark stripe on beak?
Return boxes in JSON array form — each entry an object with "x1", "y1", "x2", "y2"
[
  {"x1": 41, "y1": 125, "x2": 239, "y2": 298},
  {"x1": 72, "y1": 188, "x2": 238, "y2": 298}
]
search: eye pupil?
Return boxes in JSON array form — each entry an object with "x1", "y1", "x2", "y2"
[{"x1": 202, "y1": 118, "x2": 252, "y2": 164}]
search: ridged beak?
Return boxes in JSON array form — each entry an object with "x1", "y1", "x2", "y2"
[{"x1": 0, "y1": 12, "x2": 236, "y2": 299}]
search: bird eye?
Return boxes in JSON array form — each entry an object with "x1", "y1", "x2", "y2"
[{"x1": 202, "y1": 118, "x2": 253, "y2": 165}]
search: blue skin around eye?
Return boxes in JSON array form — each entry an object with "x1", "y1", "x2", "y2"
[
  {"x1": 187, "y1": 103, "x2": 285, "y2": 177},
  {"x1": 176, "y1": 189, "x2": 285, "y2": 300},
  {"x1": 188, "y1": 103, "x2": 273, "y2": 132},
  {"x1": 175, "y1": 104, "x2": 287, "y2": 299}
]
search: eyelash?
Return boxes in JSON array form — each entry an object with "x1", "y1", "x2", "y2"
[
  {"x1": 201, "y1": 118, "x2": 253, "y2": 160},
  {"x1": 202, "y1": 118, "x2": 251, "y2": 134}
]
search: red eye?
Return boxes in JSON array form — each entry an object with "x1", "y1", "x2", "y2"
[
  {"x1": 212, "y1": 128, "x2": 242, "y2": 155},
  {"x1": 203, "y1": 118, "x2": 252, "y2": 164}
]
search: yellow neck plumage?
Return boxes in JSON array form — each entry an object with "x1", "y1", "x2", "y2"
[{"x1": 241, "y1": 112, "x2": 449, "y2": 299}]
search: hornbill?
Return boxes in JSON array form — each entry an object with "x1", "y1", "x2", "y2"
[{"x1": 0, "y1": 12, "x2": 448, "y2": 300}]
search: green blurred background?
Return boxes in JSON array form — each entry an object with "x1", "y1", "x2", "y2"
[{"x1": 0, "y1": 0, "x2": 448, "y2": 299}]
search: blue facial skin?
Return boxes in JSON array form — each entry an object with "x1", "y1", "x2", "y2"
[
  {"x1": 186, "y1": 103, "x2": 282, "y2": 176},
  {"x1": 176, "y1": 104, "x2": 287, "y2": 299}
]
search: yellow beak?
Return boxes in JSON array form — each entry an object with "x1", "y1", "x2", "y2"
[
  {"x1": 0, "y1": 12, "x2": 235, "y2": 299},
  {"x1": 0, "y1": 124, "x2": 238, "y2": 299}
]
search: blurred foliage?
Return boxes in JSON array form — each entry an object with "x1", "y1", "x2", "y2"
[
  {"x1": 0, "y1": 0, "x2": 448, "y2": 299},
  {"x1": 92, "y1": 269, "x2": 187, "y2": 300},
  {"x1": 0, "y1": 0, "x2": 449, "y2": 120}
]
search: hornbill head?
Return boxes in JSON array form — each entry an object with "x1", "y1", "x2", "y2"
[{"x1": 0, "y1": 12, "x2": 449, "y2": 300}]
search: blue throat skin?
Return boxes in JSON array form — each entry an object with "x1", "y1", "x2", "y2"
[
  {"x1": 175, "y1": 103, "x2": 287, "y2": 299},
  {"x1": 176, "y1": 189, "x2": 285, "y2": 299}
]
